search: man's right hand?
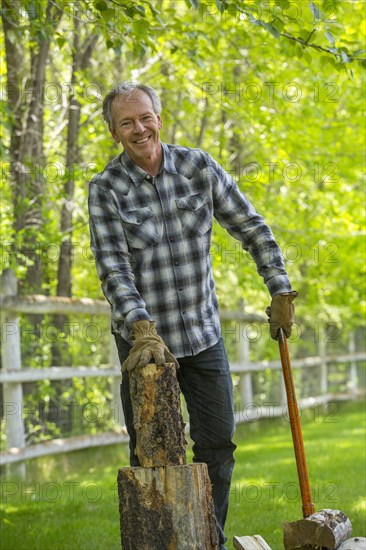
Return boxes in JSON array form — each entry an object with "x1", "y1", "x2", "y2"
[{"x1": 122, "y1": 320, "x2": 179, "y2": 372}]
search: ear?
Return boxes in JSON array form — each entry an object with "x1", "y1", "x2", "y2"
[
  {"x1": 109, "y1": 127, "x2": 119, "y2": 143},
  {"x1": 157, "y1": 114, "x2": 163, "y2": 130}
]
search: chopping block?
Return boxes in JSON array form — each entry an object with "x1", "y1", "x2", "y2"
[{"x1": 117, "y1": 362, "x2": 219, "y2": 549}]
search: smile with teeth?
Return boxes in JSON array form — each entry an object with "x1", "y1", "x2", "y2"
[{"x1": 134, "y1": 136, "x2": 150, "y2": 144}]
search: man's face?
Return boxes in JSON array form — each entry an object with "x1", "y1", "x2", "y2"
[{"x1": 109, "y1": 89, "x2": 162, "y2": 165}]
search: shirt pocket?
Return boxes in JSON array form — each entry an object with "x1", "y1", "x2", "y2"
[
  {"x1": 175, "y1": 193, "x2": 212, "y2": 237},
  {"x1": 119, "y1": 206, "x2": 159, "y2": 250}
]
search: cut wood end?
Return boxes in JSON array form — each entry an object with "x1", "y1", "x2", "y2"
[
  {"x1": 134, "y1": 363, "x2": 177, "y2": 375},
  {"x1": 233, "y1": 535, "x2": 272, "y2": 549},
  {"x1": 337, "y1": 537, "x2": 366, "y2": 550}
]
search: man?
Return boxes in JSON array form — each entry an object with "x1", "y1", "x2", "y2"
[{"x1": 88, "y1": 82, "x2": 297, "y2": 549}]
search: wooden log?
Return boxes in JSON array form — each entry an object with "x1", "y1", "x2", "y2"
[
  {"x1": 129, "y1": 362, "x2": 186, "y2": 467},
  {"x1": 233, "y1": 534, "x2": 272, "y2": 549},
  {"x1": 118, "y1": 463, "x2": 219, "y2": 549},
  {"x1": 283, "y1": 509, "x2": 352, "y2": 549},
  {"x1": 337, "y1": 537, "x2": 366, "y2": 549}
]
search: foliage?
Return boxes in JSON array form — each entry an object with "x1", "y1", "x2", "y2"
[{"x1": 0, "y1": 0, "x2": 365, "y2": 442}]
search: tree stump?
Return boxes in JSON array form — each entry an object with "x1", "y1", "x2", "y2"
[
  {"x1": 118, "y1": 463, "x2": 219, "y2": 549},
  {"x1": 283, "y1": 509, "x2": 352, "y2": 549},
  {"x1": 117, "y1": 363, "x2": 220, "y2": 549}
]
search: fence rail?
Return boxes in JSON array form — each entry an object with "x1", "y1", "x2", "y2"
[{"x1": 1, "y1": 269, "x2": 365, "y2": 468}]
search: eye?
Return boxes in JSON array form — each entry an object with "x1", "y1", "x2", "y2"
[{"x1": 120, "y1": 121, "x2": 132, "y2": 128}]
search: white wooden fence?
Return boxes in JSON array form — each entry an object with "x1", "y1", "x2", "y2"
[{"x1": 1, "y1": 268, "x2": 365, "y2": 468}]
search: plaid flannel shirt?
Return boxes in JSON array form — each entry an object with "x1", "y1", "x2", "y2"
[{"x1": 88, "y1": 142, "x2": 292, "y2": 357}]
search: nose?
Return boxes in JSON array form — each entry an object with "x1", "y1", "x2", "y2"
[{"x1": 133, "y1": 119, "x2": 145, "y2": 133}]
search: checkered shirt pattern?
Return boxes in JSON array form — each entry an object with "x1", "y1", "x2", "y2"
[{"x1": 88, "y1": 143, "x2": 292, "y2": 357}]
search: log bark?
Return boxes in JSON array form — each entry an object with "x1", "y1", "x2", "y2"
[
  {"x1": 129, "y1": 363, "x2": 186, "y2": 467},
  {"x1": 118, "y1": 463, "x2": 219, "y2": 550},
  {"x1": 233, "y1": 535, "x2": 272, "y2": 549},
  {"x1": 283, "y1": 509, "x2": 352, "y2": 549}
]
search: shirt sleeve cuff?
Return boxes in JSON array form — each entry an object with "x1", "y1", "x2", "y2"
[
  {"x1": 266, "y1": 275, "x2": 293, "y2": 297},
  {"x1": 124, "y1": 308, "x2": 152, "y2": 327}
]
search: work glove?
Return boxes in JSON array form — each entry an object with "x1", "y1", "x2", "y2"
[
  {"x1": 266, "y1": 291, "x2": 298, "y2": 340},
  {"x1": 122, "y1": 320, "x2": 179, "y2": 372}
]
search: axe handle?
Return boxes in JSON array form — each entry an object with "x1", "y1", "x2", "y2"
[{"x1": 278, "y1": 328, "x2": 315, "y2": 518}]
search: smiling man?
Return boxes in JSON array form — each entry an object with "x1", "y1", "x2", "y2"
[
  {"x1": 88, "y1": 82, "x2": 297, "y2": 549},
  {"x1": 108, "y1": 87, "x2": 163, "y2": 175}
]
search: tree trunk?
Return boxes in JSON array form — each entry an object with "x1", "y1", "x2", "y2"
[
  {"x1": 51, "y1": 13, "x2": 82, "y2": 371},
  {"x1": 50, "y1": 21, "x2": 99, "y2": 431},
  {"x1": 2, "y1": 0, "x2": 62, "y2": 293}
]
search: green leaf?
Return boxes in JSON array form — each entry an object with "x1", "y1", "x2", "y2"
[
  {"x1": 273, "y1": 17, "x2": 285, "y2": 32},
  {"x1": 133, "y1": 20, "x2": 149, "y2": 35},
  {"x1": 149, "y1": 4, "x2": 163, "y2": 23},
  {"x1": 100, "y1": 8, "x2": 116, "y2": 22},
  {"x1": 263, "y1": 22, "x2": 281, "y2": 41},
  {"x1": 185, "y1": 0, "x2": 199, "y2": 8},
  {"x1": 149, "y1": 4, "x2": 160, "y2": 16},
  {"x1": 304, "y1": 52, "x2": 313, "y2": 65},
  {"x1": 310, "y1": 1, "x2": 322, "y2": 21},
  {"x1": 56, "y1": 37, "x2": 66, "y2": 49},
  {"x1": 135, "y1": 5, "x2": 146, "y2": 15},
  {"x1": 94, "y1": 0, "x2": 108, "y2": 11},
  {"x1": 275, "y1": 0, "x2": 291, "y2": 8},
  {"x1": 295, "y1": 43, "x2": 304, "y2": 58},
  {"x1": 325, "y1": 30, "x2": 335, "y2": 47},
  {"x1": 341, "y1": 50, "x2": 351, "y2": 63},
  {"x1": 352, "y1": 49, "x2": 366, "y2": 56},
  {"x1": 215, "y1": 0, "x2": 225, "y2": 12},
  {"x1": 298, "y1": 29, "x2": 314, "y2": 42},
  {"x1": 249, "y1": 14, "x2": 262, "y2": 27}
]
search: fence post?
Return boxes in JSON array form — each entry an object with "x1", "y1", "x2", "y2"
[
  {"x1": 319, "y1": 329, "x2": 328, "y2": 394},
  {"x1": 109, "y1": 335, "x2": 124, "y2": 428},
  {"x1": 348, "y1": 331, "x2": 358, "y2": 396},
  {"x1": 1, "y1": 269, "x2": 26, "y2": 477},
  {"x1": 238, "y1": 322, "x2": 253, "y2": 407}
]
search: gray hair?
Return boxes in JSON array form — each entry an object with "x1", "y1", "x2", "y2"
[{"x1": 102, "y1": 82, "x2": 162, "y2": 127}]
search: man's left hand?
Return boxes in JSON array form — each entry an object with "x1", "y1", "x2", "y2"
[{"x1": 266, "y1": 291, "x2": 298, "y2": 340}]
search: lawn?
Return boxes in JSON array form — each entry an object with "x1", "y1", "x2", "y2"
[{"x1": 1, "y1": 399, "x2": 365, "y2": 549}]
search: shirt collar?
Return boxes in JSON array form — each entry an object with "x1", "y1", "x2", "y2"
[
  {"x1": 161, "y1": 142, "x2": 178, "y2": 175},
  {"x1": 120, "y1": 142, "x2": 178, "y2": 186}
]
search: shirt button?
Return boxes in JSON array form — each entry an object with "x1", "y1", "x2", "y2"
[
  {"x1": 169, "y1": 237, "x2": 175, "y2": 242},
  {"x1": 174, "y1": 261, "x2": 179, "y2": 266},
  {"x1": 179, "y1": 287, "x2": 183, "y2": 291},
  {"x1": 146, "y1": 175, "x2": 151, "y2": 181}
]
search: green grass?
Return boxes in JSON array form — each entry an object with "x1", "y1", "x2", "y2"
[{"x1": 1, "y1": 400, "x2": 365, "y2": 549}]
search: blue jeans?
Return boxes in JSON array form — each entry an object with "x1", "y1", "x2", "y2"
[{"x1": 114, "y1": 335, "x2": 236, "y2": 549}]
